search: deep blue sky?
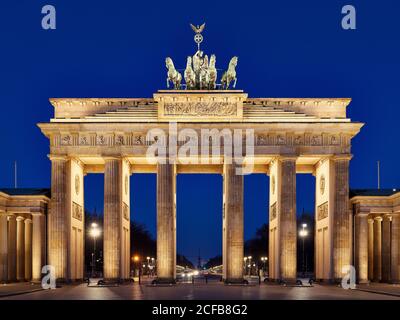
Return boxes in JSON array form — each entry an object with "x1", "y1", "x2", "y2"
[{"x1": 1, "y1": 0, "x2": 399, "y2": 263}]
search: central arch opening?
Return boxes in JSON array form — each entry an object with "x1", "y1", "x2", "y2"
[
  {"x1": 296, "y1": 174, "x2": 315, "y2": 279},
  {"x1": 176, "y1": 174, "x2": 222, "y2": 281},
  {"x1": 244, "y1": 174, "x2": 269, "y2": 278}
]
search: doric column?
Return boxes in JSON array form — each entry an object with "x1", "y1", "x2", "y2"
[
  {"x1": 0, "y1": 213, "x2": 8, "y2": 282},
  {"x1": 269, "y1": 157, "x2": 297, "y2": 282},
  {"x1": 156, "y1": 163, "x2": 176, "y2": 283},
  {"x1": 355, "y1": 213, "x2": 369, "y2": 283},
  {"x1": 222, "y1": 163, "x2": 244, "y2": 283},
  {"x1": 368, "y1": 218, "x2": 374, "y2": 281},
  {"x1": 373, "y1": 216, "x2": 382, "y2": 282},
  {"x1": 32, "y1": 213, "x2": 46, "y2": 282},
  {"x1": 103, "y1": 157, "x2": 130, "y2": 280},
  {"x1": 7, "y1": 214, "x2": 17, "y2": 282},
  {"x1": 332, "y1": 157, "x2": 351, "y2": 281},
  {"x1": 49, "y1": 156, "x2": 68, "y2": 280},
  {"x1": 279, "y1": 158, "x2": 297, "y2": 281},
  {"x1": 314, "y1": 158, "x2": 333, "y2": 281},
  {"x1": 24, "y1": 218, "x2": 32, "y2": 281},
  {"x1": 391, "y1": 214, "x2": 400, "y2": 283},
  {"x1": 16, "y1": 216, "x2": 25, "y2": 281},
  {"x1": 104, "y1": 158, "x2": 122, "y2": 280},
  {"x1": 49, "y1": 156, "x2": 85, "y2": 281},
  {"x1": 382, "y1": 215, "x2": 391, "y2": 282}
]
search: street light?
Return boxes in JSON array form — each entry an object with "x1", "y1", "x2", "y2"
[
  {"x1": 90, "y1": 222, "x2": 101, "y2": 277},
  {"x1": 248, "y1": 256, "x2": 252, "y2": 275},
  {"x1": 260, "y1": 257, "x2": 268, "y2": 272},
  {"x1": 299, "y1": 223, "x2": 308, "y2": 275},
  {"x1": 146, "y1": 256, "x2": 151, "y2": 276}
]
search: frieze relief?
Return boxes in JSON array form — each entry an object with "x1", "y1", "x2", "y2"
[
  {"x1": 54, "y1": 133, "x2": 150, "y2": 147},
  {"x1": 256, "y1": 133, "x2": 343, "y2": 147},
  {"x1": 270, "y1": 202, "x2": 277, "y2": 221},
  {"x1": 53, "y1": 131, "x2": 348, "y2": 149},
  {"x1": 72, "y1": 202, "x2": 83, "y2": 221},
  {"x1": 317, "y1": 202, "x2": 328, "y2": 221},
  {"x1": 61, "y1": 134, "x2": 72, "y2": 145},
  {"x1": 123, "y1": 202, "x2": 129, "y2": 220},
  {"x1": 164, "y1": 102, "x2": 237, "y2": 116},
  {"x1": 116, "y1": 135, "x2": 125, "y2": 145}
]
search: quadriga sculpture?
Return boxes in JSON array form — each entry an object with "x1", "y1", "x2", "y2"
[
  {"x1": 165, "y1": 57, "x2": 182, "y2": 89},
  {"x1": 208, "y1": 54, "x2": 217, "y2": 90},
  {"x1": 184, "y1": 56, "x2": 196, "y2": 89},
  {"x1": 221, "y1": 56, "x2": 238, "y2": 89}
]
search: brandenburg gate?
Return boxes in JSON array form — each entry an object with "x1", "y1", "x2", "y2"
[
  {"x1": 38, "y1": 90, "x2": 362, "y2": 283},
  {"x1": 37, "y1": 25, "x2": 363, "y2": 284}
]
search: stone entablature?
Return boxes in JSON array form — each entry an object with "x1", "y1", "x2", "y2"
[
  {"x1": 351, "y1": 191, "x2": 400, "y2": 214},
  {"x1": 0, "y1": 192, "x2": 49, "y2": 215},
  {"x1": 0, "y1": 190, "x2": 49, "y2": 283},
  {"x1": 48, "y1": 91, "x2": 353, "y2": 122},
  {"x1": 154, "y1": 90, "x2": 246, "y2": 122},
  {"x1": 244, "y1": 98, "x2": 350, "y2": 119},
  {"x1": 38, "y1": 90, "x2": 366, "y2": 284},
  {"x1": 38, "y1": 123, "x2": 358, "y2": 159},
  {"x1": 50, "y1": 98, "x2": 155, "y2": 119},
  {"x1": 351, "y1": 190, "x2": 400, "y2": 283}
]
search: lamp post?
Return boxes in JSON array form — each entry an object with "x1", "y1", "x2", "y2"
[
  {"x1": 299, "y1": 223, "x2": 308, "y2": 275},
  {"x1": 146, "y1": 256, "x2": 150, "y2": 276},
  {"x1": 260, "y1": 257, "x2": 268, "y2": 272},
  {"x1": 133, "y1": 255, "x2": 140, "y2": 283},
  {"x1": 90, "y1": 222, "x2": 101, "y2": 278},
  {"x1": 248, "y1": 256, "x2": 252, "y2": 276},
  {"x1": 150, "y1": 257, "x2": 155, "y2": 276}
]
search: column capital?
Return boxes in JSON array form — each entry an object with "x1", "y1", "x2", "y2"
[
  {"x1": 374, "y1": 216, "x2": 383, "y2": 222},
  {"x1": 332, "y1": 154, "x2": 353, "y2": 161},
  {"x1": 16, "y1": 216, "x2": 25, "y2": 222},
  {"x1": 70, "y1": 157, "x2": 85, "y2": 169},
  {"x1": 24, "y1": 218, "x2": 32, "y2": 224},
  {"x1": 280, "y1": 155, "x2": 298, "y2": 162},
  {"x1": 270, "y1": 155, "x2": 297, "y2": 164},
  {"x1": 48, "y1": 154, "x2": 68, "y2": 162},
  {"x1": 315, "y1": 156, "x2": 332, "y2": 169},
  {"x1": 103, "y1": 156, "x2": 121, "y2": 162},
  {"x1": 31, "y1": 212, "x2": 45, "y2": 217},
  {"x1": 356, "y1": 212, "x2": 370, "y2": 218}
]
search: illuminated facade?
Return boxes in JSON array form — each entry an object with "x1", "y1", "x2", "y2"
[
  {"x1": 0, "y1": 189, "x2": 48, "y2": 283},
  {"x1": 37, "y1": 91, "x2": 364, "y2": 283},
  {"x1": 351, "y1": 189, "x2": 400, "y2": 283}
]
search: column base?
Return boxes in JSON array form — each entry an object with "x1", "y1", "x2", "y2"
[
  {"x1": 152, "y1": 278, "x2": 176, "y2": 285},
  {"x1": 280, "y1": 278, "x2": 302, "y2": 286},
  {"x1": 224, "y1": 278, "x2": 248, "y2": 285},
  {"x1": 98, "y1": 278, "x2": 133, "y2": 285},
  {"x1": 357, "y1": 279, "x2": 370, "y2": 284},
  {"x1": 55, "y1": 278, "x2": 72, "y2": 284},
  {"x1": 330, "y1": 278, "x2": 347, "y2": 284},
  {"x1": 31, "y1": 279, "x2": 42, "y2": 284}
]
